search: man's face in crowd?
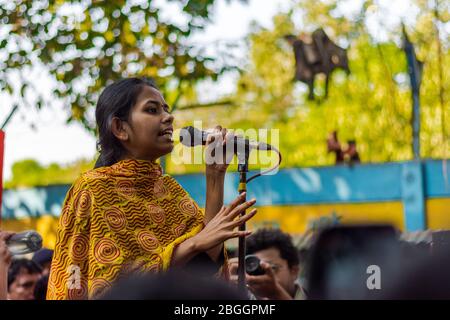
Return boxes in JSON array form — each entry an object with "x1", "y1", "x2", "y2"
[
  {"x1": 253, "y1": 247, "x2": 299, "y2": 296},
  {"x1": 8, "y1": 268, "x2": 41, "y2": 300}
]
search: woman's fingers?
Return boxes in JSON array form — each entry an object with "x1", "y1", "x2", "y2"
[
  {"x1": 231, "y1": 209, "x2": 257, "y2": 227},
  {"x1": 227, "y1": 198, "x2": 256, "y2": 219},
  {"x1": 206, "y1": 131, "x2": 221, "y2": 144},
  {"x1": 220, "y1": 128, "x2": 228, "y2": 145},
  {"x1": 223, "y1": 130, "x2": 236, "y2": 163},
  {"x1": 232, "y1": 230, "x2": 252, "y2": 238},
  {"x1": 207, "y1": 125, "x2": 228, "y2": 145},
  {"x1": 205, "y1": 125, "x2": 224, "y2": 146},
  {"x1": 220, "y1": 209, "x2": 256, "y2": 236},
  {"x1": 222, "y1": 192, "x2": 247, "y2": 214}
]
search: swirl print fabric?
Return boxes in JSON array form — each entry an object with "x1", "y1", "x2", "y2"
[{"x1": 47, "y1": 159, "x2": 205, "y2": 300}]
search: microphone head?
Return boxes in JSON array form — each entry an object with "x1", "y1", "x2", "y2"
[
  {"x1": 6, "y1": 230, "x2": 43, "y2": 255},
  {"x1": 179, "y1": 126, "x2": 204, "y2": 147}
]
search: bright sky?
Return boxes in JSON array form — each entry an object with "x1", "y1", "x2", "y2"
[{"x1": 0, "y1": 0, "x2": 433, "y2": 181}]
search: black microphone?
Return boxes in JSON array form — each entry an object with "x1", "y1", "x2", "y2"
[{"x1": 179, "y1": 126, "x2": 272, "y2": 151}]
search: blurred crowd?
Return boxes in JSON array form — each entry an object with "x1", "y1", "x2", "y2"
[
  {"x1": 1, "y1": 225, "x2": 449, "y2": 300},
  {"x1": 0, "y1": 231, "x2": 52, "y2": 300}
]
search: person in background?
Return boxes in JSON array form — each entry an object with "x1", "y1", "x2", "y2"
[
  {"x1": 326, "y1": 131, "x2": 344, "y2": 164},
  {"x1": 100, "y1": 269, "x2": 246, "y2": 300},
  {"x1": 384, "y1": 251, "x2": 450, "y2": 299},
  {"x1": 297, "y1": 247, "x2": 310, "y2": 290},
  {"x1": 32, "y1": 249, "x2": 53, "y2": 300},
  {"x1": 32, "y1": 248, "x2": 54, "y2": 277},
  {"x1": 7, "y1": 259, "x2": 42, "y2": 300},
  {"x1": 34, "y1": 274, "x2": 49, "y2": 300},
  {"x1": 0, "y1": 231, "x2": 14, "y2": 300},
  {"x1": 228, "y1": 228, "x2": 306, "y2": 300},
  {"x1": 344, "y1": 140, "x2": 360, "y2": 164},
  {"x1": 327, "y1": 131, "x2": 360, "y2": 165}
]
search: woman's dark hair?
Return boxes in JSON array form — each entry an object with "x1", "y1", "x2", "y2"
[{"x1": 94, "y1": 77, "x2": 159, "y2": 168}]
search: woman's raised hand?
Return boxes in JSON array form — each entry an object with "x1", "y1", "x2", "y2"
[
  {"x1": 194, "y1": 192, "x2": 256, "y2": 252},
  {"x1": 204, "y1": 125, "x2": 235, "y2": 175}
]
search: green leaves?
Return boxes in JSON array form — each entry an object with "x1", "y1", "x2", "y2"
[
  {"x1": 205, "y1": 0, "x2": 449, "y2": 170},
  {"x1": 5, "y1": 158, "x2": 97, "y2": 188},
  {"x1": 0, "y1": 0, "x2": 244, "y2": 131},
  {"x1": 1, "y1": 0, "x2": 448, "y2": 177}
]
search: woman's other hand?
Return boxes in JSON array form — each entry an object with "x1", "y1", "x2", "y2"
[{"x1": 194, "y1": 192, "x2": 257, "y2": 252}]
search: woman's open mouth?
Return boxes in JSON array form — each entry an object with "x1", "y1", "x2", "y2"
[{"x1": 158, "y1": 128, "x2": 174, "y2": 141}]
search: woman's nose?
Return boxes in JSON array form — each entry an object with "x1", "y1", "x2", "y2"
[{"x1": 162, "y1": 112, "x2": 174, "y2": 124}]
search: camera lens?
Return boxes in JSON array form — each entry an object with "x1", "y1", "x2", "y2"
[{"x1": 245, "y1": 255, "x2": 265, "y2": 276}]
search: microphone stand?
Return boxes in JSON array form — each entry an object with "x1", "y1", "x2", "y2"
[
  {"x1": 234, "y1": 143, "x2": 282, "y2": 295},
  {"x1": 237, "y1": 147, "x2": 250, "y2": 294}
]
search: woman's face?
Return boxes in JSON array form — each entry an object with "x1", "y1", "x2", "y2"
[{"x1": 121, "y1": 85, "x2": 174, "y2": 161}]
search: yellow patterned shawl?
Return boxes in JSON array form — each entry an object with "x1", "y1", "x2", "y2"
[{"x1": 47, "y1": 159, "x2": 205, "y2": 300}]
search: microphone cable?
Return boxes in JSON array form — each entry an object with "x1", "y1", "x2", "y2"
[{"x1": 246, "y1": 146, "x2": 282, "y2": 184}]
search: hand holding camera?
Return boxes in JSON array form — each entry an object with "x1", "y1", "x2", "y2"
[
  {"x1": 228, "y1": 255, "x2": 293, "y2": 300},
  {"x1": 245, "y1": 255, "x2": 266, "y2": 276}
]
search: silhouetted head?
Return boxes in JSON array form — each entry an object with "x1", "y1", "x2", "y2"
[
  {"x1": 384, "y1": 251, "x2": 450, "y2": 299},
  {"x1": 99, "y1": 269, "x2": 245, "y2": 300}
]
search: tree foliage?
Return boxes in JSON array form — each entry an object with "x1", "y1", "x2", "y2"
[
  {"x1": 5, "y1": 158, "x2": 96, "y2": 188},
  {"x1": 169, "y1": 0, "x2": 448, "y2": 172},
  {"x1": 3, "y1": 0, "x2": 449, "y2": 186},
  {"x1": 200, "y1": 0, "x2": 449, "y2": 168},
  {"x1": 0, "y1": 0, "x2": 246, "y2": 131}
]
